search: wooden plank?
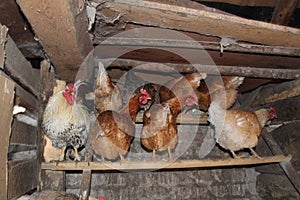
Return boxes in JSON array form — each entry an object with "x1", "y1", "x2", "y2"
[
  {"x1": 10, "y1": 120, "x2": 37, "y2": 145},
  {"x1": 0, "y1": 24, "x2": 8, "y2": 69},
  {"x1": 0, "y1": 75, "x2": 14, "y2": 200},
  {"x1": 250, "y1": 79, "x2": 300, "y2": 107},
  {"x1": 100, "y1": 0, "x2": 300, "y2": 48},
  {"x1": 271, "y1": 0, "x2": 299, "y2": 25},
  {"x1": 261, "y1": 130, "x2": 300, "y2": 194},
  {"x1": 40, "y1": 170, "x2": 66, "y2": 191},
  {"x1": 101, "y1": 58, "x2": 300, "y2": 80},
  {"x1": 7, "y1": 159, "x2": 37, "y2": 199},
  {"x1": 97, "y1": 37, "x2": 300, "y2": 57},
  {"x1": 196, "y1": 0, "x2": 300, "y2": 8},
  {"x1": 4, "y1": 36, "x2": 39, "y2": 96},
  {"x1": 136, "y1": 110, "x2": 208, "y2": 125},
  {"x1": 41, "y1": 155, "x2": 288, "y2": 171},
  {"x1": 17, "y1": 0, "x2": 93, "y2": 81},
  {"x1": 79, "y1": 170, "x2": 92, "y2": 200},
  {"x1": 38, "y1": 60, "x2": 55, "y2": 191}
]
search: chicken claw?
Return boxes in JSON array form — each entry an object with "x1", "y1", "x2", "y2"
[{"x1": 59, "y1": 147, "x2": 66, "y2": 161}]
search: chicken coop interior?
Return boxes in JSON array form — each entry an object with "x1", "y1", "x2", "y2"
[{"x1": 1, "y1": 0, "x2": 300, "y2": 199}]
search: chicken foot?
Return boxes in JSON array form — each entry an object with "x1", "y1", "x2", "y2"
[
  {"x1": 230, "y1": 150, "x2": 242, "y2": 159},
  {"x1": 152, "y1": 149, "x2": 156, "y2": 162},
  {"x1": 167, "y1": 146, "x2": 174, "y2": 162},
  {"x1": 68, "y1": 147, "x2": 81, "y2": 161}
]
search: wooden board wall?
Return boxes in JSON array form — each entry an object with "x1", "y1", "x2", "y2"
[{"x1": 0, "y1": 75, "x2": 15, "y2": 200}]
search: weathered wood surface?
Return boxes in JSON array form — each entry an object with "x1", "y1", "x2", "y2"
[
  {"x1": 40, "y1": 170, "x2": 66, "y2": 191},
  {"x1": 99, "y1": 0, "x2": 300, "y2": 48},
  {"x1": 4, "y1": 36, "x2": 39, "y2": 96},
  {"x1": 42, "y1": 155, "x2": 288, "y2": 171},
  {"x1": 262, "y1": 130, "x2": 300, "y2": 194},
  {"x1": 0, "y1": 75, "x2": 14, "y2": 200},
  {"x1": 195, "y1": 0, "x2": 300, "y2": 7},
  {"x1": 101, "y1": 58, "x2": 300, "y2": 80},
  {"x1": 250, "y1": 79, "x2": 300, "y2": 107},
  {"x1": 97, "y1": 37, "x2": 300, "y2": 57},
  {"x1": 38, "y1": 60, "x2": 56, "y2": 191},
  {"x1": 0, "y1": 24, "x2": 8, "y2": 69},
  {"x1": 271, "y1": 0, "x2": 299, "y2": 25},
  {"x1": 136, "y1": 110, "x2": 208, "y2": 125},
  {"x1": 7, "y1": 159, "x2": 37, "y2": 199},
  {"x1": 10, "y1": 120, "x2": 37, "y2": 145},
  {"x1": 17, "y1": 0, "x2": 93, "y2": 81}
]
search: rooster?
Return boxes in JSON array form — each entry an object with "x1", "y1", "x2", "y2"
[
  {"x1": 42, "y1": 80, "x2": 90, "y2": 161},
  {"x1": 91, "y1": 88, "x2": 151, "y2": 161},
  {"x1": 94, "y1": 61, "x2": 122, "y2": 113},
  {"x1": 208, "y1": 101, "x2": 277, "y2": 158},
  {"x1": 141, "y1": 72, "x2": 206, "y2": 161}
]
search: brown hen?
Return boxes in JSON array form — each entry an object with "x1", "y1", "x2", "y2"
[{"x1": 91, "y1": 89, "x2": 151, "y2": 161}]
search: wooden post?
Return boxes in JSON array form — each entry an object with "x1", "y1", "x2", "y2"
[
  {"x1": 0, "y1": 75, "x2": 15, "y2": 200},
  {"x1": 271, "y1": 0, "x2": 299, "y2": 25}
]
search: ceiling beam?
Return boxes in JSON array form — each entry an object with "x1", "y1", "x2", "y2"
[
  {"x1": 271, "y1": 0, "x2": 299, "y2": 25},
  {"x1": 17, "y1": 0, "x2": 93, "y2": 81},
  {"x1": 99, "y1": 0, "x2": 300, "y2": 48},
  {"x1": 196, "y1": 0, "x2": 300, "y2": 8},
  {"x1": 101, "y1": 58, "x2": 300, "y2": 79}
]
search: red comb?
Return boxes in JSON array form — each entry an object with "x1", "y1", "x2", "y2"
[
  {"x1": 99, "y1": 196, "x2": 105, "y2": 200},
  {"x1": 140, "y1": 88, "x2": 148, "y2": 95},
  {"x1": 270, "y1": 107, "x2": 276, "y2": 113}
]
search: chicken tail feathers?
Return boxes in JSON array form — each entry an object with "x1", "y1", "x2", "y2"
[
  {"x1": 208, "y1": 101, "x2": 226, "y2": 138},
  {"x1": 229, "y1": 76, "x2": 245, "y2": 88}
]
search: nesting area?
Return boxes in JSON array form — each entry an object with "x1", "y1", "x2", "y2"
[{"x1": 0, "y1": 1, "x2": 300, "y2": 200}]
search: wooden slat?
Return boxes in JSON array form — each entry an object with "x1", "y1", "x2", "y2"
[
  {"x1": 101, "y1": 58, "x2": 300, "y2": 80},
  {"x1": 8, "y1": 159, "x2": 37, "y2": 199},
  {"x1": 196, "y1": 0, "x2": 300, "y2": 8},
  {"x1": 38, "y1": 60, "x2": 56, "y2": 191},
  {"x1": 136, "y1": 110, "x2": 208, "y2": 124},
  {"x1": 97, "y1": 37, "x2": 300, "y2": 57},
  {"x1": 0, "y1": 75, "x2": 14, "y2": 200},
  {"x1": 41, "y1": 155, "x2": 288, "y2": 171},
  {"x1": 4, "y1": 36, "x2": 39, "y2": 96},
  {"x1": 250, "y1": 79, "x2": 300, "y2": 107},
  {"x1": 99, "y1": 0, "x2": 300, "y2": 48},
  {"x1": 10, "y1": 120, "x2": 37, "y2": 145},
  {"x1": 262, "y1": 130, "x2": 300, "y2": 194},
  {"x1": 17, "y1": 0, "x2": 93, "y2": 81},
  {"x1": 0, "y1": 24, "x2": 8, "y2": 69},
  {"x1": 271, "y1": 0, "x2": 299, "y2": 25}
]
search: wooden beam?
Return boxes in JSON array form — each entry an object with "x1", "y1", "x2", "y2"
[
  {"x1": 97, "y1": 37, "x2": 300, "y2": 57},
  {"x1": 0, "y1": 24, "x2": 8, "y2": 69},
  {"x1": 196, "y1": 0, "x2": 300, "y2": 8},
  {"x1": 99, "y1": 0, "x2": 300, "y2": 48},
  {"x1": 4, "y1": 36, "x2": 39, "y2": 97},
  {"x1": 0, "y1": 75, "x2": 14, "y2": 200},
  {"x1": 271, "y1": 0, "x2": 299, "y2": 25},
  {"x1": 38, "y1": 60, "x2": 55, "y2": 191},
  {"x1": 262, "y1": 130, "x2": 300, "y2": 194},
  {"x1": 17, "y1": 0, "x2": 93, "y2": 81},
  {"x1": 250, "y1": 79, "x2": 300, "y2": 107},
  {"x1": 41, "y1": 155, "x2": 288, "y2": 171},
  {"x1": 101, "y1": 58, "x2": 300, "y2": 80}
]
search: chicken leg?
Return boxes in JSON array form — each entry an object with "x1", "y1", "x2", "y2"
[
  {"x1": 230, "y1": 150, "x2": 241, "y2": 159},
  {"x1": 250, "y1": 148, "x2": 262, "y2": 159},
  {"x1": 167, "y1": 146, "x2": 174, "y2": 161},
  {"x1": 59, "y1": 146, "x2": 66, "y2": 161},
  {"x1": 152, "y1": 149, "x2": 156, "y2": 161}
]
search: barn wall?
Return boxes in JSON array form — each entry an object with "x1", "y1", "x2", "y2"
[{"x1": 65, "y1": 125, "x2": 262, "y2": 199}]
